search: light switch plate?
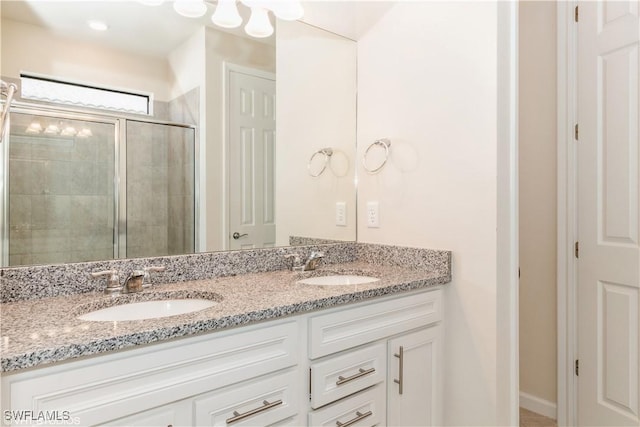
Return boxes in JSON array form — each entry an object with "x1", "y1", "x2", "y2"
[
  {"x1": 336, "y1": 202, "x2": 346, "y2": 226},
  {"x1": 367, "y1": 201, "x2": 379, "y2": 228}
]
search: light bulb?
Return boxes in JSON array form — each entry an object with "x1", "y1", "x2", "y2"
[
  {"x1": 244, "y1": 7, "x2": 273, "y2": 38},
  {"x1": 26, "y1": 122, "x2": 42, "y2": 134},
  {"x1": 78, "y1": 128, "x2": 93, "y2": 138},
  {"x1": 61, "y1": 126, "x2": 77, "y2": 137},
  {"x1": 44, "y1": 124, "x2": 59, "y2": 134},
  {"x1": 87, "y1": 20, "x2": 109, "y2": 31},
  {"x1": 173, "y1": 0, "x2": 207, "y2": 18},
  {"x1": 212, "y1": 0, "x2": 242, "y2": 28},
  {"x1": 269, "y1": 0, "x2": 303, "y2": 21}
]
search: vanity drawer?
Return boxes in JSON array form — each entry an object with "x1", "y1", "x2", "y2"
[
  {"x1": 308, "y1": 384, "x2": 386, "y2": 427},
  {"x1": 309, "y1": 290, "x2": 442, "y2": 358},
  {"x1": 193, "y1": 368, "x2": 299, "y2": 426},
  {"x1": 310, "y1": 342, "x2": 386, "y2": 409}
]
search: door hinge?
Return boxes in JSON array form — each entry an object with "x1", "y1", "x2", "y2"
[
  {"x1": 309, "y1": 368, "x2": 312, "y2": 401},
  {"x1": 575, "y1": 123, "x2": 579, "y2": 140},
  {"x1": 575, "y1": 359, "x2": 579, "y2": 376},
  {"x1": 575, "y1": 241, "x2": 579, "y2": 258},
  {"x1": 575, "y1": 5, "x2": 579, "y2": 22}
]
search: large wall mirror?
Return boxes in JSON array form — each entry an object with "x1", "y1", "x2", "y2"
[{"x1": 0, "y1": 1, "x2": 357, "y2": 267}]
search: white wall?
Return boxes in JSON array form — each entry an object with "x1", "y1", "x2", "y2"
[
  {"x1": 519, "y1": 0, "x2": 558, "y2": 414},
  {"x1": 275, "y1": 20, "x2": 357, "y2": 245},
  {"x1": 356, "y1": 2, "x2": 501, "y2": 425},
  {"x1": 1, "y1": 19, "x2": 172, "y2": 101}
]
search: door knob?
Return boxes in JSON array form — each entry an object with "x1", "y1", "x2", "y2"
[{"x1": 232, "y1": 232, "x2": 248, "y2": 240}]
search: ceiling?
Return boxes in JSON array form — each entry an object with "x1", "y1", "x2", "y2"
[{"x1": 1, "y1": 0, "x2": 274, "y2": 58}]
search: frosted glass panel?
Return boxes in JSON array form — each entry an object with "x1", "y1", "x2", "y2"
[
  {"x1": 126, "y1": 121, "x2": 195, "y2": 258},
  {"x1": 7, "y1": 112, "x2": 115, "y2": 265}
]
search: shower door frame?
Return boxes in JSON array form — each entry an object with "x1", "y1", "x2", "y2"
[{"x1": 1, "y1": 103, "x2": 199, "y2": 266}]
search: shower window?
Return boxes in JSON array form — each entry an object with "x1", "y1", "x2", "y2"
[{"x1": 21, "y1": 74, "x2": 151, "y2": 115}]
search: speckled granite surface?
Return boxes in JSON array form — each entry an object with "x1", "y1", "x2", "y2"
[
  {"x1": 0, "y1": 243, "x2": 451, "y2": 373},
  {"x1": 0, "y1": 260, "x2": 450, "y2": 373},
  {"x1": 0, "y1": 243, "x2": 357, "y2": 303},
  {"x1": 289, "y1": 236, "x2": 346, "y2": 246}
]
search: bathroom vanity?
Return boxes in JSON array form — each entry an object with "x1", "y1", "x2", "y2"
[{"x1": 0, "y1": 243, "x2": 450, "y2": 426}]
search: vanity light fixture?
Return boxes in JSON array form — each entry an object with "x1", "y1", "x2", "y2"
[
  {"x1": 26, "y1": 121, "x2": 92, "y2": 138},
  {"x1": 142, "y1": 0, "x2": 303, "y2": 39}
]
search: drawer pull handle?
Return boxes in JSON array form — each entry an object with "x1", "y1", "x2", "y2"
[
  {"x1": 226, "y1": 399, "x2": 283, "y2": 425},
  {"x1": 336, "y1": 367, "x2": 376, "y2": 386},
  {"x1": 394, "y1": 345, "x2": 404, "y2": 395},
  {"x1": 336, "y1": 410, "x2": 373, "y2": 427}
]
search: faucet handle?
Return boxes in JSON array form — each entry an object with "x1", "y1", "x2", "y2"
[
  {"x1": 90, "y1": 270, "x2": 121, "y2": 295},
  {"x1": 142, "y1": 265, "x2": 166, "y2": 287},
  {"x1": 284, "y1": 253, "x2": 304, "y2": 271}
]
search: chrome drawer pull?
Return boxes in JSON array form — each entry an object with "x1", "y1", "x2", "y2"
[
  {"x1": 336, "y1": 367, "x2": 376, "y2": 386},
  {"x1": 335, "y1": 410, "x2": 373, "y2": 427},
  {"x1": 226, "y1": 399, "x2": 283, "y2": 425},
  {"x1": 394, "y1": 345, "x2": 404, "y2": 395}
]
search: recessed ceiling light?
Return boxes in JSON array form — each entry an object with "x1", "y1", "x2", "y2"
[{"x1": 88, "y1": 20, "x2": 109, "y2": 31}]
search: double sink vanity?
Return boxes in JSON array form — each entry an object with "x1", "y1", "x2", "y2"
[{"x1": 0, "y1": 243, "x2": 451, "y2": 426}]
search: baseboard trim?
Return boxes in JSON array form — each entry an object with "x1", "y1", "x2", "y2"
[{"x1": 520, "y1": 391, "x2": 557, "y2": 420}]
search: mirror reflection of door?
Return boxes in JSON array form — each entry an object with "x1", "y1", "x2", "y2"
[{"x1": 227, "y1": 67, "x2": 276, "y2": 250}]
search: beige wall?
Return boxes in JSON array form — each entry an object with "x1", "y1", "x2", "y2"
[
  {"x1": 1, "y1": 19, "x2": 172, "y2": 101},
  {"x1": 519, "y1": 0, "x2": 558, "y2": 408},
  {"x1": 275, "y1": 20, "x2": 357, "y2": 246},
  {"x1": 356, "y1": 2, "x2": 500, "y2": 425}
]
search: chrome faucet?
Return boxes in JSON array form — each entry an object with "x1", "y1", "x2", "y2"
[
  {"x1": 122, "y1": 270, "x2": 145, "y2": 293},
  {"x1": 91, "y1": 265, "x2": 166, "y2": 295},
  {"x1": 304, "y1": 251, "x2": 324, "y2": 271},
  {"x1": 285, "y1": 251, "x2": 325, "y2": 271}
]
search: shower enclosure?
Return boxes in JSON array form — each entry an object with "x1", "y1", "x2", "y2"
[{"x1": 1, "y1": 107, "x2": 196, "y2": 266}]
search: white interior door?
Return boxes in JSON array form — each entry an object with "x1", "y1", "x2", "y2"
[
  {"x1": 228, "y1": 68, "x2": 276, "y2": 250},
  {"x1": 577, "y1": 1, "x2": 640, "y2": 425}
]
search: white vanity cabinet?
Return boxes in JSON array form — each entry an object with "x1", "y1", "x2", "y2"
[
  {"x1": 307, "y1": 289, "x2": 443, "y2": 427},
  {"x1": 1, "y1": 321, "x2": 300, "y2": 427},
  {"x1": 2, "y1": 288, "x2": 443, "y2": 427}
]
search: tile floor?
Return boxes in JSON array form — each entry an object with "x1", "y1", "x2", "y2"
[{"x1": 520, "y1": 408, "x2": 558, "y2": 427}]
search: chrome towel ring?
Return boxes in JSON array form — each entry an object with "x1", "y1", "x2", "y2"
[
  {"x1": 362, "y1": 138, "x2": 391, "y2": 174},
  {"x1": 307, "y1": 147, "x2": 333, "y2": 177}
]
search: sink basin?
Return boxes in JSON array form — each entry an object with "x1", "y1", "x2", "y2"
[
  {"x1": 296, "y1": 275, "x2": 380, "y2": 286},
  {"x1": 78, "y1": 299, "x2": 217, "y2": 322}
]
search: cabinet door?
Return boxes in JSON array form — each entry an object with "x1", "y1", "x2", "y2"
[
  {"x1": 387, "y1": 326, "x2": 441, "y2": 427},
  {"x1": 97, "y1": 399, "x2": 191, "y2": 427}
]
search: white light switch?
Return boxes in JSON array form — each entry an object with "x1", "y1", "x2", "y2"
[
  {"x1": 367, "y1": 201, "x2": 379, "y2": 228},
  {"x1": 336, "y1": 202, "x2": 347, "y2": 226}
]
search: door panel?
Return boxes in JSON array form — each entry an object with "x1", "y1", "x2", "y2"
[
  {"x1": 228, "y1": 69, "x2": 276, "y2": 250},
  {"x1": 578, "y1": 1, "x2": 640, "y2": 425}
]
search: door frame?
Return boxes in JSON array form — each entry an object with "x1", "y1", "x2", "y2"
[
  {"x1": 222, "y1": 62, "x2": 276, "y2": 250},
  {"x1": 556, "y1": 2, "x2": 578, "y2": 426}
]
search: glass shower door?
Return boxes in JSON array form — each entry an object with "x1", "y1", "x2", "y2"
[
  {"x1": 125, "y1": 121, "x2": 195, "y2": 258},
  {"x1": 5, "y1": 111, "x2": 116, "y2": 266}
]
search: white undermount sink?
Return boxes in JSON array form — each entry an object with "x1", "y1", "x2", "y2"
[
  {"x1": 78, "y1": 299, "x2": 217, "y2": 322},
  {"x1": 296, "y1": 275, "x2": 380, "y2": 286}
]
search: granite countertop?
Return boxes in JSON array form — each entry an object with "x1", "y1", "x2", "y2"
[{"x1": 1, "y1": 261, "x2": 449, "y2": 373}]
